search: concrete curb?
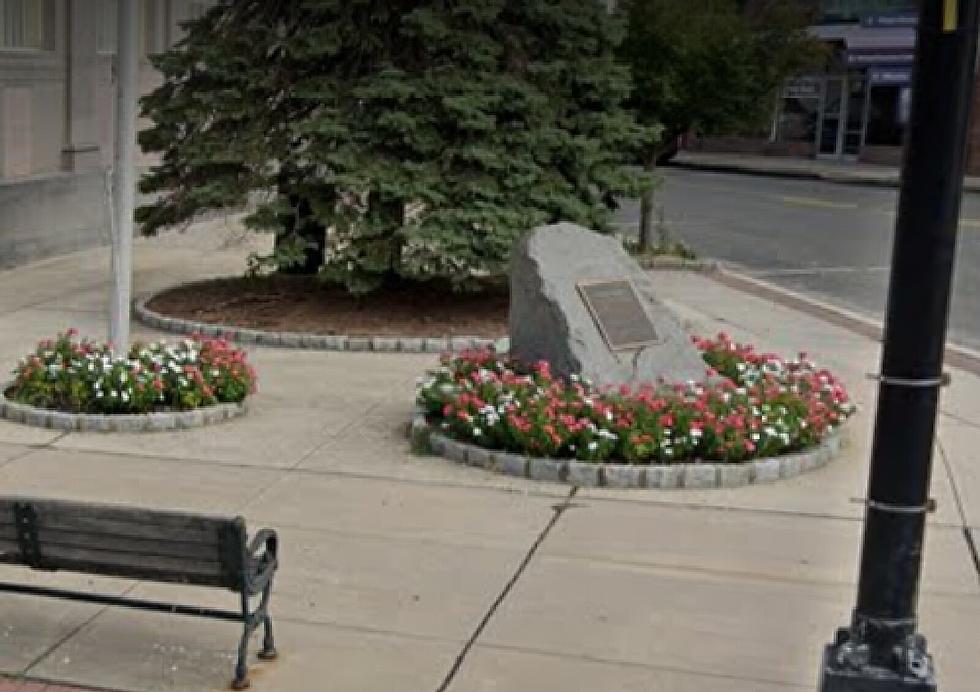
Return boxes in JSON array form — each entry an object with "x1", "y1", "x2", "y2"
[
  {"x1": 710, "y1": 265, "x2": 980, "y2": 376},
  {"x1": 411, "y1": 411, "x2": 845, "y2": 489},
  {"x1": 0, "y1": 388, "x2": 246, "y2": 433},
  {"x1": 632, "y1": 255, "x2": 719, "y2": 272},
  {"x1": 134, "y1": 289, "x2": 507, "y2": 354}
]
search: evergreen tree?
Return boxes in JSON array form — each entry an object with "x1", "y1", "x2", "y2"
[{"x1": 139, "y1": 0, "x2": 647, "y2": 293}]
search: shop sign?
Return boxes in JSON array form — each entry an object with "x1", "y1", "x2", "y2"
[
  {"x1": 861, "y1": 13, "x2": 918, "y2": 28},
  {"x1": 869, "y1": 66, "x2": 912, "y2": 85},
  {"x1": 846, "y1": 50, "x2": 915, "y2": 66},
  {"x1": 783, "y1": 78, "x2": 822, "y2": 99}
]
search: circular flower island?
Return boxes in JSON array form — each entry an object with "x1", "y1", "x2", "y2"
[
  {"x1": 413, "y1": 334, "x2": 855, "y2": 488},
  {"x1": 0, "y1": 330, "x2": 256, "y2": 432}
]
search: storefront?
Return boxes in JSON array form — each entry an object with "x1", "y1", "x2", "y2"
[{"x1": 773, "y1": 17, "x2": 915, "y2": 163}]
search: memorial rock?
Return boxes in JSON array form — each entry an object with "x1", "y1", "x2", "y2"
[{"x1": 509, "y1": 223, "x2": 707, "y2": 387}]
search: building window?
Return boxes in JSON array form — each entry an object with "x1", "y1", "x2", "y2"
[
  {"x1": 865, "y1": 85, "x2": 910, "y2": 147},
  {"x1": 0, "y1": 0, "x2": 55, "y2": 50},
  {"x1": 775, "y1": 79, "x2": 822, "y2": 146}
]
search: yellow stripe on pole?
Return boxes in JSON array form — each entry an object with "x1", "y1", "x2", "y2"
[{"x1": 944, "y1": 0, "x2": 959, "y2": 32}]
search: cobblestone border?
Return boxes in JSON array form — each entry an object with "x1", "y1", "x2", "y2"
[
  {"x1": 410, "y1": 413, "x2": 844, "y2": 489},
  {"x1": 134, "y1": 288, "x2": 506, "y2": 353},
  {"x1": 0, "y1": 388, "x2": 246, "y2": 433}
]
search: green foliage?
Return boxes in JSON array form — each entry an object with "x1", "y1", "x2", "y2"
[
  {"x1": 138, "y1": 0, "x2": 649, "y2": 293},
  {"x1": 9, "y1": 331, "x2": 256, "y2": 414},
  {"x1": 416, "y1": 334, "x2": 855, "y2": 464},
  {"x1": 620, "y1": 0, "x2": 826, "y2": 154}
]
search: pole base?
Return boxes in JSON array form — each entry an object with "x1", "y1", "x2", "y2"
[{"x1": 819, "y1": 628, "x2": 937, "y2": 692}]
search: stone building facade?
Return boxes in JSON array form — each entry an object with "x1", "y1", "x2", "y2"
[{"x1": 0, "y1": 0, "x2": 213, "y2": 268}]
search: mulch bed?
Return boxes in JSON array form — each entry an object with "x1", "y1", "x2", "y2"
[{"x1": 147, "y1": 276, "x2": 509, "y2": 338}]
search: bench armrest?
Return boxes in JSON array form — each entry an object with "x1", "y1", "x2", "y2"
[
  {"x1": 247, "y1": 529, "x2": 278, "y2": 561},
  {"x1": 245, "y1": 528, "x2": 278, "y2": 594}
]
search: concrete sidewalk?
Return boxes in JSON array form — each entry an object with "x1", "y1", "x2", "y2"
[
  {"x1": 675, "y1": 150, "x2": 980, "y2": 193},
  {"x1": 0, "y1": 222, "x2": 978, "y2": 692}
]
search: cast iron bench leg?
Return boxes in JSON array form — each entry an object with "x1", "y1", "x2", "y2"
[
  {"x1": 259, "y1": 615, "x2": 276, "y2": 660},
  {"x1": 232, "y1": 590, "x2": 253, "y2": 690}
]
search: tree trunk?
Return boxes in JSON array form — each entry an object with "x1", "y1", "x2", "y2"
[
  {"x1": 276, "y1": 194, "x2": 326, "y2": 275},
  {"x1": 637, "y1": 155, "x2": 657, "y2": 253}
]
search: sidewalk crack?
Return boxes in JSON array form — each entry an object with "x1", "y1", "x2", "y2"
[
  {"x1": 935, "y1": 438, "x2": 980, "y2": 585},
  {"x1": 433, "y1": 487, "x2": 578, "y2": 692}
]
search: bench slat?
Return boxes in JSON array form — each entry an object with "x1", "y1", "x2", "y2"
[
  {"x1": 17, "y1": 544, "x2": 226, "y2": 584},
  {"x1": 0, "y1": 523, "x2": 15, "y2": 542},
  {"x1": 0, "y1": 498, "x2": 235, "y2": 540},
  {"x1": 0, "y1": 537, "x2": 18, "y2": 557},
  {"x1": 0, "y1": 497, "x2": 246, "y2": 589},
  {"x1": 34, "y1": 529, "x2": 226, "y2": 562},
  {"x1": 34, "y1": 515, "x2": 222, "y2": 544}
]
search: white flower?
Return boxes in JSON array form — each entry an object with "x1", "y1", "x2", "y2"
[
  {"x1": 121, "y1": 392, "x2": 130, "y2": 403},
  {"x1": 472, "y1": 427, "x2": 482, "y2": 436},
  {"x1": 587, "y1": 441, "x2": 599, "y2": 452}
]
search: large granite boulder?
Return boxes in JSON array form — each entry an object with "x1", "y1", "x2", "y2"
[{"x1": 509, "y1": 223, "x2": 707, "y2": 387}]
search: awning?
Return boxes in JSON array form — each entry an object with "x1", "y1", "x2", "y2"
[{"x1": 810, "y1": 23, "x2": 916, "y2": 66}]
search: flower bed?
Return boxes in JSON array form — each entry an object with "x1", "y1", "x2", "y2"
[
  {"x1": 416, "y1": 334, "x2": 854, "y2": 465},
  {"x1": 6, "y1": 330, "x2": 256, "y2": 415}
]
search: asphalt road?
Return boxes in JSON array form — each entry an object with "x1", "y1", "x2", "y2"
[{"x1": 614, "y1": 168, "x2": 980, "y2": 352}]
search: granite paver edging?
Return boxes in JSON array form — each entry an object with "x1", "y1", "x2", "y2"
[
  {"x1": 134, "y1": 290, "x2": 504, "y2": 353},
  {"x1": 410, "y1": 413, "x2": 845, "y2": 489},
  {"x1": 0, "y1": 387, "x2": 246, "y2": 433}
]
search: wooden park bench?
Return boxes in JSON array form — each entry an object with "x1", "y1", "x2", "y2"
[{"x1": 0, "y1": 497, "x2": 279, "y2": 690}]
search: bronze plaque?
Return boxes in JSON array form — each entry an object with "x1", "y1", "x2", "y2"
[{"x1": 577, "y1": 279, "x2": 659, "y2": 351}]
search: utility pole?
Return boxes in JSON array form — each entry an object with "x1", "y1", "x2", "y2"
[
  {"x1": 109, "y1": 0, "x2": 139, "y2": 351},
  {"x1": 819, "y1": 1, "x2": 980, "y2": 690}
]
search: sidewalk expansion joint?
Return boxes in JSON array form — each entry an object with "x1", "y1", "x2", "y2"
[
  {"x1": 936, "y1": 438, "x2": 980, "y2": 585},
  {"x1": 433, "y1": 487, "x2": 578, "y2": 692},
  {"x1": 0, "y1": 432, "x2": 69, "y2": 471},
  {"x1": 21, "y1": 581, "x2": 140, "y2": 678}
]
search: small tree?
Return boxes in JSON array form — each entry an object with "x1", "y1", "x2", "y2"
[
  {"x1": 619, "y1": 0, "x2": 825, "y2": 251},
  {"x1": 139, "y1": 0, "x2": 649, "y2": 293}
]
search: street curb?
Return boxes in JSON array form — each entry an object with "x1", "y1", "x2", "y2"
[
  {"x1": 710, "y1": 266, "x2": 980, "y2": 376},
  {"x1": 133, "y1": 288, "x2": 508, "y2": 354},
  {"x1": 672, "y1": 157, "x2": 980, "y2": 194},
  {"x1": 671, "y1": 159, "x2": 902, "y2": 190},
  {"x1": 0, "y1": 387, "x2": 246, "y2": 433},
  {"x1": 410, "y1": 411, "x2": 846, "y2": 489}
]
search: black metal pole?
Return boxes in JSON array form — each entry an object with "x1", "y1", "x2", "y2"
[{"x1": 820, "y1": 1, "x2": 980, "y2": 690}]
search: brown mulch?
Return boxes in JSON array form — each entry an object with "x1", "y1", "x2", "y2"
[{"x1": 146, "y1": 275, "x2": 509, "y2": 338}]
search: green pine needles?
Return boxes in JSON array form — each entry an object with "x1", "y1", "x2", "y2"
[{"x1": 138, "y1": 0, "x2": 650, "y2": 294}]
